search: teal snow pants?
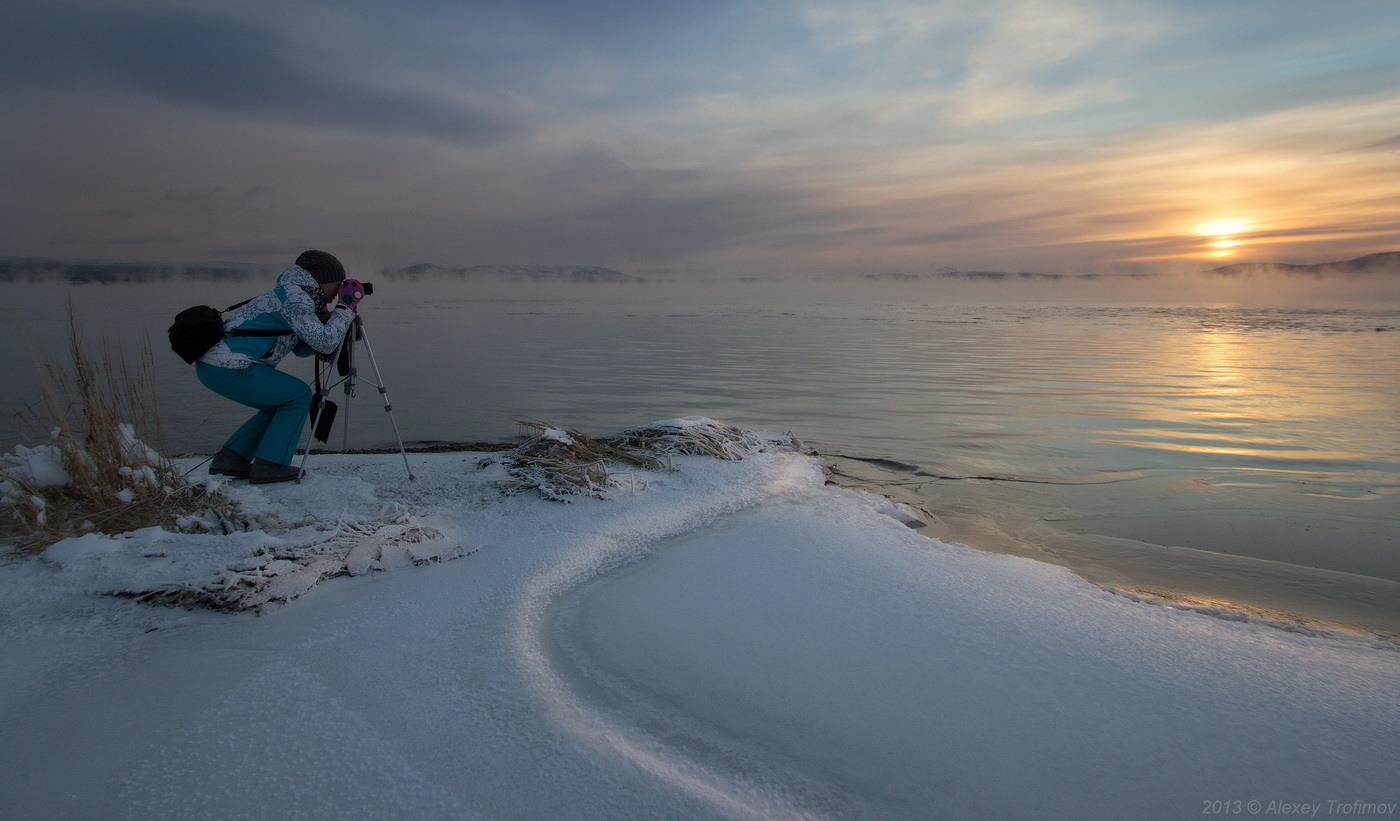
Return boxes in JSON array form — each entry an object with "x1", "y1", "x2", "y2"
[{"x1": 196, "y1": 362, "x2": 311, "y2": 467}]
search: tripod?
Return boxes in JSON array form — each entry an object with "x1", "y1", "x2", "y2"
[{"x1": 298, "y1": 310, "x2": 416, "y2": 481}]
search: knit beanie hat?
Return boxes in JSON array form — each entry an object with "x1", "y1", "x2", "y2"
[{"x1": 296, "y1": 250, "x2": 346, "y2": 285}]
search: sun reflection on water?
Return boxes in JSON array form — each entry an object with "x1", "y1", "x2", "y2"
[{"x1": 1109, "y1": 322, "x2": 1387, "y2": 468}]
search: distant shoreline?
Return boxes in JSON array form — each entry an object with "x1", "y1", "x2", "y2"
[{"x1": 5, "y1": 250, "x2": 1398, "y2": 285}]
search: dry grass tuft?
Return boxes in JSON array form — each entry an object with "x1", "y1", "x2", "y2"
[
  {"x1": 497, "y1": 420, "x2": 663, "y2": 501},
  {"x1": 614, "y1": 417, "x2": 774, "y2": 460},
  {"x1": 493, "y1": 417, "x2": 795, "y2": 501},
  {"x1": 117, "y1": 512, "x2": 458, "y2": 612},
  {"x1": 0, "y1": 309, "x2": 248, "y2": 554}
]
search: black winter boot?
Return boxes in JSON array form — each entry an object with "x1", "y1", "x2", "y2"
[
  {"x1": 210, "y1": 447, "x2": 252, "y2": 478},
  {"x1": 249, "y1": 459, "x2": 303, "y2": 485}
]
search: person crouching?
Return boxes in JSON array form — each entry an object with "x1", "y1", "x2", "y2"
[{"x1": 197, "y1": 250, "x2": 368, "y2": 484}]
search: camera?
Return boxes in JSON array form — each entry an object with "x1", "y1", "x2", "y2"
[{"x1": 345, "y1": 279, "x2": 374, "y2": 296}]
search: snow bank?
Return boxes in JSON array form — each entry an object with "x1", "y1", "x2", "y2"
[
  {"x1": 0, "y1": 442, "x2": 70, "y2": 491},
  {"x1": 1, "y1": 421, "x2": 1396, "y2": 819},
  {"x1": 548, "y1": 495, "x2": 1400, "y2": 817}
]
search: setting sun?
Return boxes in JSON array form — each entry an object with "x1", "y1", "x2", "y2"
[
  {"x1": 1196, "y1": 219, "x2": 1251, "y2": 237},
  {"x1": 1192, "y1": 219, "x2": 1252, "y2": 258}
]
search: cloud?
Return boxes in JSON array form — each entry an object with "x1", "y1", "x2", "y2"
[
  {"x1": 1356, "y1": 135, "x2": 1400, "y2": 155},
  {"x1": 0, "y1": 3, "x2": 520, "y2": 145},
  {"x1": 795, "y1": 0, "x2": 1163, "y2": 126}
]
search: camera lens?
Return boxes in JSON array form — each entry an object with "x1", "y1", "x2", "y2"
[{"x1": 362, "y1": 281, "x2": 374, "y2": 296}]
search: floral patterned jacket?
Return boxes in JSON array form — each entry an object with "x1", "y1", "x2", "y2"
[{"x1": 198, "y1": 266, "x2": 355, "y2": 370}]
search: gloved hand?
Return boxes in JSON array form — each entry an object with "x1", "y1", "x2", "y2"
[{"x1": 337, "y1": 279, "x2": 367, "y2": 309}]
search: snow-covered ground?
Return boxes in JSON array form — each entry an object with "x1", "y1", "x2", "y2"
[{"x1": 2, "y1": 426, "x2": 1397, "y2": 819}]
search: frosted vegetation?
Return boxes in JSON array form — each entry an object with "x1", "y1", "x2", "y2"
[{"x1": 0, "y1": 322, "x2": 247, "y2": 552}]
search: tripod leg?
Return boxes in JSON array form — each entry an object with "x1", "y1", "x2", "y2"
[
  {"x1": 297, "y1": 354, "x2": 335, "y2": 481},
  {"x1": 354, "y1": 325, "x2": 416, "y2": 481},
  {"x1": 342, "y1": 316, "x2": 358, "y2": 453}
]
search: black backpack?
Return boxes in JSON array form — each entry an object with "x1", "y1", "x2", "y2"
[{"x1": 168, "y1": 300, "x2": 291, "y2": 364}]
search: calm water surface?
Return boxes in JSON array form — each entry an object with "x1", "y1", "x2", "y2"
[{"x1": 3, "y1": 280, "x2": 1397, "y2": 631}]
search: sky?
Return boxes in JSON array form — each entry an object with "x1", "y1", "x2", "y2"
[{"x1": 3, "y1": 0, "x2": 1400, "y2": 279}]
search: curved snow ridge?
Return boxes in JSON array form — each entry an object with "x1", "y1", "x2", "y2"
[
  {"x1": 538, "y1": 488, "x2": 1400, "y2": 818},
  {"x1": 511, "y1": 450, "x2": 829, "y2": 820}
]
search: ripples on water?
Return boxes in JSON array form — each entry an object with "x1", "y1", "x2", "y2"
[{"x1": 3, "y1": 284, "x2": 1397, "y2": 628}]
